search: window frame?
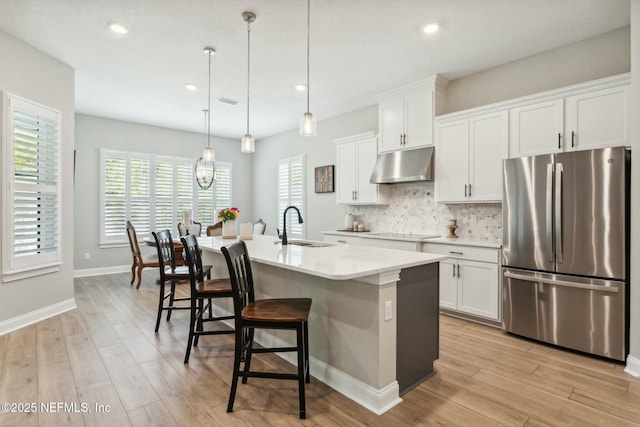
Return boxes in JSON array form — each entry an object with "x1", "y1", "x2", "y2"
[
  {"x1": 2, "y1": 92, "x2": 63, "y2": 282},
  {"x1": 99, "y1": 148, "x2": 232, "y2": 247}
]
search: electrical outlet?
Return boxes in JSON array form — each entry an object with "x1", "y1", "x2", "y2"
[
  {"x1": 84, "y1": 252, "x2": 90, "y2": 260},
  {"x1": 384, "y1": 300, "x2": 392, "y2": 321}
]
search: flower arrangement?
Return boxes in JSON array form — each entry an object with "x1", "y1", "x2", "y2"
[{"x1": 217, "y1": 207, "x2": 240, "y2": 222}]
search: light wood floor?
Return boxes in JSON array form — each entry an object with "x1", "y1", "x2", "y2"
[{"x1": 1, "y1": 272, "x2": 639, "y2": 426}]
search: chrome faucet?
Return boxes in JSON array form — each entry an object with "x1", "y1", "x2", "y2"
[{"x1": 282, "y1": 205, "x2": 303, "y2": 245}]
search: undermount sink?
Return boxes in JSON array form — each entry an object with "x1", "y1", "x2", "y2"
[{"x1": 274, "y1": 240, "x2": 336, "y2": 248}]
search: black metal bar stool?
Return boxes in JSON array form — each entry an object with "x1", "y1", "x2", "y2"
[{"x1": 221, "y1": 240, "x2": 311, "y2": 419}]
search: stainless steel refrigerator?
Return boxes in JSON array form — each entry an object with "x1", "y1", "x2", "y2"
[{"x1": 502, "y1": 146, "x2": 630, "y2": 361}]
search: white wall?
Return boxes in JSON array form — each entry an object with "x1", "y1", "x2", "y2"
[
  {"x1": 253, "y1": 105, "x2": 378, "y2": 241},
  {"x1": 74, "y1": 114, "x2": 254, "y2": 271},
  {"x1": 446, "y1": 26, "x2": 630, "y2": 113},
  {"x1": 0, "y1": 30, "x2": 75, "y2": 328}
]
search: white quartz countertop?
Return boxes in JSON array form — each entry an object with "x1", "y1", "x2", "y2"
[
  {"x1": 198, "y1": 234, "x2": 446, "y2": 281},
  {"x1": 323, "y1": 230, "x2": 501, "y2": 248}
]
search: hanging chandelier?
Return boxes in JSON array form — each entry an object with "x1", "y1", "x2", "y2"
[
  {"x1": 241, "y1": 11, "x2": 256, "y2": 153},
  {"x1": 299, "y1": 0, "x2": 317, "y2": 136},
  {"x1": 195, "y1": 47, "x2": 216, "y2": 189}
]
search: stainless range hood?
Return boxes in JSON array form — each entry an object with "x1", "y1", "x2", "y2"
[{"x1": 370, "y1": 146, "x2": 434, "y2": 184}]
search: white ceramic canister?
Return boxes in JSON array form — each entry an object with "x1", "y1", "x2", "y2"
[{"x1": 344, "y1": 214, "x2": 354, "y2": 230}]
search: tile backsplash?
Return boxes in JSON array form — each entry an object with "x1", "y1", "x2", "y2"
[{"x1": 348, "y1": 182, "x2": 502, "y2": 242}]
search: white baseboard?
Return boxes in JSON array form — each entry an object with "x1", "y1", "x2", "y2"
[
  {"x1": 210, "y1": 305, "x2": 401, "y2": 415},
  {"x1": 625, "y1": 354, "x2": 640, "y2": 377},
  {"x1": 74, "y1": 264, "x2": 130, "y2": 278},
  {"x1": 0, "y1": 298, "x2": 76, "y2": 336}
]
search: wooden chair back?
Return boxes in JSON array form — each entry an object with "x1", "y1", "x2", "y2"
[
  {"x1": 180, "y1": 234, "x2": 205, "y2": 291},
  {"x1": 191, "y1": 221, "x2": 202, "y2": 236},
  {"x1": 152, "y1": 230, "x2": 177, "y2": 279},
  {"x1": 206, "y1": 221, "x2": 223, "y2": 236},
  {"x1": 221, "y1": 241, "x2": 255, "y2": 323},
  {"x1": 126, "y1": 221, "x2": 142, "y2": 261},
  {"x1": 253, "y1": 218, "x2": 266, "y2": 235}
]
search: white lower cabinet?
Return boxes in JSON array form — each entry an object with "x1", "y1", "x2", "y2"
[{"x1": 424, "y1": 242, "x2": 500, "y2": 322}]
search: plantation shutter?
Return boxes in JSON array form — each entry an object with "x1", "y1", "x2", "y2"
[
  {"x1": 3, "y1": 94, "x2": 62, "y2": 276},
  {"x1": 99, "y1": 150, "x2": 233, "y2": 245},
  {"x1": 277, "y1": 155, "x2": 305, "y2": 239}
]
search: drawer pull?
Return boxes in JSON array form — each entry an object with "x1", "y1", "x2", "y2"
[
  {"x1": 449, "y1": 251, "x2": 463, "y2": 255},
  {"x1": 337, "y1": 240, "x2": 347, "y2": 243}
]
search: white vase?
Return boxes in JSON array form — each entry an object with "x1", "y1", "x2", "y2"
[{"x1": 222, "y1": 219, "x2": 237, "y2": 239}]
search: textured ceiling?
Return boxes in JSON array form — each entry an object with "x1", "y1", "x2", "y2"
[{"x1": 0, "y1": 0, "x2": 631, "y2": 140}]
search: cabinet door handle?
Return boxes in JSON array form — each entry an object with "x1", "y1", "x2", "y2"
[
  {"x1": 558, "y1": 133, "x2": 561, "y2": 149},
  {"x1": 354, "y1": 190, "x2": 358, "y2": 200},
  {"x1": 403, "y1": 134, "x2": 407, "y2": 145},
  {"x1": 452, "y1": 263, "x2": 456, "y2": 277},
  {"x1": 457, "y1": 264, "x2": 461, "y2": 278},
  {"x1": 464, "y1": 184, "x2": 468, "y2": 197},
  {"x1": 571, "y1": 131, "x2": 575, "y2": 148},
  {"x1": 468, "y1": 184, "x2": 472, "y2": 197},
  {"x1": 400, "y1": 134, "x2": 403, "y2": 146},
  {"x1": 352, "y1": 190, "x2": 355, "y2": 200}
]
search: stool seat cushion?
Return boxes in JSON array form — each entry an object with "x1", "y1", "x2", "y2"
[{"x1": 243, "y1": 298, "x2": 312, "y2": 323}]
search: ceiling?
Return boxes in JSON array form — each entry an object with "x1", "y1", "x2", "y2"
[{"x1": 0, "y1": 0, "x2": 631, "y2": 141}]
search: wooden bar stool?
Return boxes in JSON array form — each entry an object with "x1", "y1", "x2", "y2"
[
  {"x1": 221, "y1": 241, "x2": 311, "y2": 419},
  {"x1": 152, "y1": 230, "x2": 211, "y2": 332},
  {"x1": 180, "y1": 234, "x2": 234, "y2": 364}
]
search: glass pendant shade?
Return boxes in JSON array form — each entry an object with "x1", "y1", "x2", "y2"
[
  {"x1": 300, "y1": 112, "x2": 317, "y2": 137},
  {"x1": 241, "y1": 134, "x2": 255, "y2": 153},
  {"x1": 202, "y1": 146, "x2": 215, "y2": 162},
  {"x1": 194, "y1": 157, "x2": 215, "y2": 190}
]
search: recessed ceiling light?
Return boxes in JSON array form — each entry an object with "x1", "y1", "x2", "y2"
[
  {"x1": 423, "y1": 23, "x2": 439, "y2": 34},
  {"x1": 295, "y1": 84, "x2": 306, "y2": 91},
  {"x1": 109, "y1": 22, "x2": 128, "y2": 34},
  {"x1": 185, "y1": 84, "x2": 197, "y2": 91}
]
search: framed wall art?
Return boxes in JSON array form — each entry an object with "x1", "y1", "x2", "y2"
[{"x1": 314, "y1": 165, "x2": 334, "y2": 193}]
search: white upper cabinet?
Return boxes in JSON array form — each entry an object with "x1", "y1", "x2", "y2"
[
  {"x1": 509, "y1": 74, "x2": 629, "y2": 158},
  {"x1": 335, "y1": 132, "x2": 389, "y2": 205},
  {"x1": 509, "y1": 99, "x2": 564, "y2": 156},
  {"x1": 435, "y1": 110, "x2": 508, "y2": 203},
  {"x1": 564, "y1": 85, "x2": 629, "y2": 151},
  {"x1": 376, "y1": 76, "x2": 448, "y2": 153}
]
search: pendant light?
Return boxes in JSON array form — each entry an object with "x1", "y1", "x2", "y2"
[
  {"x1": 240, "y1": 11, "x2": 256, "y2": 153},
  {"x1": 195, "y1": 47, "x2": 216, "y2": 190},
  {"x1": 299, "y1": 0, "x2": 317, "y2": 136}
]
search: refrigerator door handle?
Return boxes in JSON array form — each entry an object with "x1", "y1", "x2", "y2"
[
  {"x1": 546, "y1": 163, "x2": 554, "y2": 263},
  {"x1": 503, "y1": 271, "x2": 619, "y2": 293},
  {"x1": 555, "y1": 164, "x2": 563, "y2": 264}
]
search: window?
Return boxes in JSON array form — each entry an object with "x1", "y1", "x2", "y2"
[
  {"x1": 2, "y1": 94, "x2": 62, "y2": 281},
  {"x1": 100, "y1": 149, "x2": 232, "y2": 245},
  {"x1": 278, "y1": 155, "x2": 305, "y2": 239}
]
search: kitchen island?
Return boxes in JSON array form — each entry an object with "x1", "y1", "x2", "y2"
[{"x1": 198, "y1": 234, "x2": 446, "y2": 414}]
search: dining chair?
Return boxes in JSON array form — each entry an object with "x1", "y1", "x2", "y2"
[
  {"x1": 177, "y1": 222, "x2": 186, "y2": 236},
  {"x1": 253, "y1": 218, "x2": 266, "y2": 235},
  {"x1": 180, "y1": 234, "x2": 234, "y2": 363},
  {"x1": 206, "y1": 221, "x2": 223, "y2": 236},
  {"x1": 191, "y1": 221, "x2": 202, "y2": 236},
  {"x1": 126, "y1": 221, "x2": 159, "y2": 289},
  {"x1": 152, "y1": 230, "x2": 212, "y2": 332},
  {"x1": 221, "y1": 240, "x2": 311, "y2": 419}
]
